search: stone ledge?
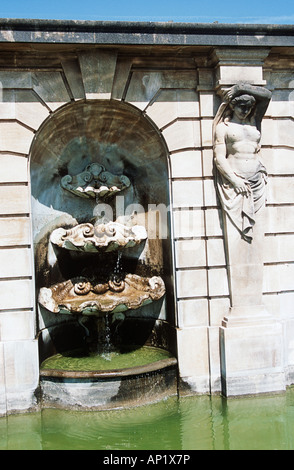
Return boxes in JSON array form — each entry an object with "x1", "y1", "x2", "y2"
[{"x1": 0, "y1": 19, "x2": 293, "y2": 46}]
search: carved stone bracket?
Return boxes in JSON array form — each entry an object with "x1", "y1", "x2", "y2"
[
  {"x1": 38, "y1": 274, "x2": 165, "y2": 315},
  {"x1": 50, "y1": 221, "x2": 147, "y2": 252},
  {"x1": 61, "y1": 162, "x2": 131, "y2": 200}
]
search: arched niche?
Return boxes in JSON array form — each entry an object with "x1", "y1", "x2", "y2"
[{"x1": 30, "y1": 99, "x2": 175, "y2": 357}]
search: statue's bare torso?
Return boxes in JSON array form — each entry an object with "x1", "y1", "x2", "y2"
[{"x1": 223, "y1": 121, "x2": 261, "y2": 179}]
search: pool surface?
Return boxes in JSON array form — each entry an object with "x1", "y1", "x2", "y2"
[{"x1": 1, "y1": 388, "x2": 294, "y2": 450}]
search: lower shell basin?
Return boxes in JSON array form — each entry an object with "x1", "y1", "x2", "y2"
[
  {"x1": 40, "y1": 345, "x2": 177, "y2": 377},
  {"x1": 39, "y1": 346, "x2": 178, "y2": 410},
  {"x1": 38, "y1": 274, "x2": 165, "y2": 316}
]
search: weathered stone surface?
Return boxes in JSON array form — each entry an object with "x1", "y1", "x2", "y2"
[
  {"x1": 177, "y1": 298, "x2": 209, "y2": 328},
  {"x1": 162, "y1": 120, "x2": 201, "y2": 152},
  {"x1": 0, "y1": 217, "x2": 31, "y2": 246},
  {"x1": 173, "y1": 209, "x2": 205, "y2": 238},
  {"x1": 0, "y1": 154, "x2": 28, "y2": 183},
  {"x1": 0, "y1": 21, "x2": 293, "y2": 408},
  {"x1": 169, "y1": 150, "x2": 202, "y2": 178},
  {"x1": 176, "y1": 269, "x2": 207, "y2": 299},
  {"x1": 220, "y1": 321, "x2": 285, "y2": 396},
  {"x1": 61, "y1": 59, "x2": 86, "y2": 100},
  {"x1": 38, "y1": 274, "x2": 165, "y2": 315},
  {"x1": 0, "y1": 122, "x2": 34, "y2": 154},
  {"x1": 172, "y1": 180, "x2": 203, "y2": 208},
  {"x1": 175, "y1": 239, "x2": 206, "y2": 268},
  {"x1": 0, "y1": 248, "x2": 32, "y2": 278},
  {"x1": 0, "y1": 279, "x2": 33, "y2": 310},
  {"x1": 50, "y1": 222, "x2": 147, "y2": 252},
  {"x1": 0, "y1": 185, "x2": 29, "y2": 215},
  {"x1": 32, "y1": 71, "x2": 70, "y2": 111},
  {"x1": 0, "y1": 311, "x2": 35, "y2": 341},
  {"x1": 177, "y1": 326, "x2": 210, "y2": 394},
  {"x1": 60, "y1": 162, "x2": 131, "y2": 201},
  {"x1": 3, "y1": 340, "x2": 39, "y2": 413},
  {"x1": 78, "y1": 49, "x2": 118, "y2": 99}
]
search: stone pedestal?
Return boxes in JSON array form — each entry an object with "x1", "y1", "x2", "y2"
[
  {"x1": 220, "y1": 211, "x2": 286, "y2": 396},
  {"x1": 220, "y1": 314, "x2": 285, "y2": 397}
]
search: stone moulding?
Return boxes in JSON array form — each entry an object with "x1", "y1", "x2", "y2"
[
  {"x1": 38, "y1": 274, "x2": 166, "y2": 315},
  {"x1": 60, "y1": 162, "x2": 131, "y2": 200},
  {"x1": 50, "y1": 222, "x2": 147, "y2": 252}
]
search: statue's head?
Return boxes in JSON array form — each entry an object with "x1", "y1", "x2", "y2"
[{"x1": 229, "y1": 94, "x2": 256, "y2": 120}]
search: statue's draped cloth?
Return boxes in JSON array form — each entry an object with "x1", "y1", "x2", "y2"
[{"x1": 215, "y1": 162, "x2": 267, "y2": 242}]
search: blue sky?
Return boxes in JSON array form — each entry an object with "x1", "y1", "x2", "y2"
[{"x1": 0, "y1": 0, "x2": 293, "y2": 24}]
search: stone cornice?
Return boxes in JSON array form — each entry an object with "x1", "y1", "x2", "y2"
[{"x1": 0, "y1": 19, "x2": 293, "y2": 47}]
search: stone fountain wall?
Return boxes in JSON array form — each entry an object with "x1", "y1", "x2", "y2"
[{"x1": 0, "y1": 20, "x2": 294, "y2": 414}]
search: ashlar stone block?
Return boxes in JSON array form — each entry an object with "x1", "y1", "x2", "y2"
[
  {"x1": 177, "y1": 298, "x2": 209, "y2": 327},
  {"x1": 78, "y1": 49, "x2": 118, "y2": 100},
  {"x1": 3, "y1": 340, "x2": 39, "y2": 413},
  {"x1": 169, "y1": 150, "x2": 202, "y2": 178},
  {"x1": 0, "y1": 279, "x2": 33, "y2": 310},
  {"x1": 126, "y1": 70, "x2": 197, "y2": 111},
  {"x1": 264, "y1": 234, "x2": 294, "y2": 264},
  {"x1": 146, "y1": 90, "x2": 179, "y2": 128},
  {"x1": 0, "y1": 71, "x2": 32, "y2": 89},
  {"x1": 208, "y1": 268, "x2": 229, "y2": 297},
  {"x1": 0, "y1": 185, "x2": 29, "y2": 215},
  {"x1": 15, "y1": 92, "x2": 50, "y2": 131},
  {"x1": 208, "y1": 326, "x2": 222, "y2": 393},
  {"x1": 61, "y1": 59, "x2": 86, "y2": 100},
  {"x1": 202, "y1": 149, "x2": 214, "y2": 177},
  {"x1": 172, "y1": 180, "x2": 203, "y2": 208},
  {"x1": 0, "y1": 311, "x2": 35, "y2": 341},
  {"x1": 267, "y1": 176, "x2": 294, "y2": 204},
  {"x1": 0, "y1": 344, "x2": 6, "y2": 416},
  {"x1": 176, "y1": 269, "x2": 207, "y2": 298},
  {"x1": 209, "y1": 297, "x2": 231, "y2": 327},
  {"x1": 177, "y1": 326, "x2": 210, "y2": 394},
  {"x1": 263, "y1": 264, "x2": 294, "y2": 294},
  {"x1": 206, "y1": 238, "x2": 226, "y2": 266},
  {"x1": 217, "y1": 65, "x2": 266, "y2": 86},
  {"x1": 173, "y1": 209, "x2": 205, "y2": 238},
  {"x1": 111, "y1": 57, "x2": 133, "y2": 100},
  {"x1": 220, "y1": 321, "x2": 285, "y2": 397},
  {"x1": 0, "y1": 248, "x2": 32, "y2": 278},
  {"x1": 175, "y1": 239, "x2": 206, "y2": 268},
  {"x1": 162, "y1": 120, "x2": 201, "y2": 152},
  {"x1": 266, "y1": 206, "x2": 294, "y2": 234},
  {"x1": 205, "y1": 208, "x2": 223, "y2": 237},
  {"x1": 262, "y1": 148, "x2": 294, "y2": 176},
  {"x1": 32, "y1": 71, "x2": 70, "y2": 111},
  {"x1": 199, "y1": 91, "x2": 215, "y2": 117},
  {"x1": 0, "y1": 154, "x2": 28, "y2": 183},
  {"x1": 0, "y1": 122, "x2": 34, "y2": 154},
  {"x1": 200, "y1": 119, "x2": 213, "y2": 147},
  {"x1": 1, "y1": 89, "x2": 50, "y2": 131},
  {"x1": 0, "y1": 217, "x2": 31, "y2": 246}
]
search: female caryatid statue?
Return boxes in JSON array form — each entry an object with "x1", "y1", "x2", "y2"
[
  {"x1": 213, "y1": 83, "x2": 272, "y2": 312},
  {"x1": 213, "y1": 83, "x2": 272, "y2": 243}
]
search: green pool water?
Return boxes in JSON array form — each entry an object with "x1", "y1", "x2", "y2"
[
  {"x1": 1, "y1": 389, "x2": 294, "y2": 450},
  {"x1": 40, "y1": 346, "x2": 173, "y2": 372}
]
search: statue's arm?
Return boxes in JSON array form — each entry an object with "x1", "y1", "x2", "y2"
[
  {"x1": 225, "y1": 83, "x2": 272, "y2": 129},
  {"x1": 213, "y1": 123, "x2": 250, "y2": 195}
]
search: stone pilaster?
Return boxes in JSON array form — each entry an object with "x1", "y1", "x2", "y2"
[{"x1": 212, "y1": 46, "x2": 286, "y2": 396}]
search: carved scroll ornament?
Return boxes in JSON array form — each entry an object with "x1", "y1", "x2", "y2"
[
  {"x1": 61, "y1": 162, "x2": 131, "y2": 200},
  {"x1": 50, "y1": 222, "x2": 147, "y2": 252},
  {"x1": 38, "y1": 274, "x2": 165, "y2": 316}
]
